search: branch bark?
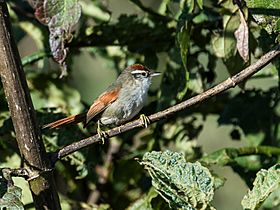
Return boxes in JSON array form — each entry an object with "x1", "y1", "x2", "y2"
[
  {"x1": 54, "y1": 44, "x2": 280, "y2": 161},
  {"x1": 0, "y1": 2, "x2": 61, "y2": 209}
]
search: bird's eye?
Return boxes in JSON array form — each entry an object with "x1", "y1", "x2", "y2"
[{"x1": 141, "y1": 72, "x2": 148, "y2": 77}]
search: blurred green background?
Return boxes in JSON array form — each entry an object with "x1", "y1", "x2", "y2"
[{"x1": 1, "y1": 0, "x2": 280, "y2": 209}]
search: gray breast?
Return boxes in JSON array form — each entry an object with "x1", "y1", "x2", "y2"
[{"x1": 100, "y1": 78, "x2": 151, "y2": 125}]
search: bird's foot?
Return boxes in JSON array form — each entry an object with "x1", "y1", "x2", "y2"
[
  {"x1": 97, "y1": 120, "x2": 107, "y2": 144},
  {"x1": 139, "y1": 114, "x2": 150, "y2": 128}
]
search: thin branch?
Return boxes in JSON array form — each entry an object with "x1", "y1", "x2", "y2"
[
  {"x1": 54, "y1": 44, "x2": 280, "y2": 162},
  {"x1": 237, "y1": 146, "x2": 280, "y2": 157},
  {"x1": 200, "y1": 146, "x2": 280, "y2": 166}
]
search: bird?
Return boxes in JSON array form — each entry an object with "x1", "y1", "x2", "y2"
[{"x1": 43, "y1": 64, "x2": 161, "y2": 136}]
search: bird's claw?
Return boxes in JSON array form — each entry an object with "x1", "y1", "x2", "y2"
[
  {"x1": 97, "y1": 120, "x2": 107, "y2": 144},
  {"x1": 140, "y1": 114, "x2": 150, "y2": 128}
]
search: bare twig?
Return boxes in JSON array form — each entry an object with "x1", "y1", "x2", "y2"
[
  {"x1": 54, "y1": 44, "x2": 280, "y2": 161},
  {"x1": 0, "y1": 2, "x2": 61, "y2": 209}
]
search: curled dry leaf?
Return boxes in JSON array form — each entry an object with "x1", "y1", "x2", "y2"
[
  {"x1": 234, "y1": 9, "x2": 249, "y2": 62},
  {"x1": 27, "y1": 0, "x2": 81, "y2": 76}
]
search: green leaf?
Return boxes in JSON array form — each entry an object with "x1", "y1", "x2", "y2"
[
  {"x1": 0, "y1": 186, "x2": 24, "y2": 210},
  {"x1": 244, "y1": 0, "x2": 280, "y2": 39},
  {"x1": 262, "y1": 187, "x2": 280, "y2": 209},
  {"x1": 177, "y1": 23, "x2": 190, "y2": 71},
  {"x1": 18, "y1": 21, "x2": 45, "y2": 50},
  {"x1": 176, "y1": 5, "x2": 192, "y2": 99},
  {"x1": 211, "y1": 1, "x2": 239, "y2": 59},
  {"x1": 201, "y1": 146, "x2": 280, "y2": 167},
  {"x1": 222, "y1": 13, "x2": 239, "y2": 59},
  {"x1": 186, "y1": 0, "x2": 195, "y2": 13},
  {"x1": 139, "y1": 150, "x2": 215, "y2": 210},
  {"x1": 43, "y1": 130, "x2": 88, "y2": 179},
  {"x1": 128, "y1": 188, "x2": 158, "y2": 210},
  {"x1": 241, "y1": 164, "x2": 280, "y2": 210},
  {"x1": 245, "y1": 0, "x2": 280, "y2": 7},
  {"x1": 80, "y1": 1, "x2": 110, "y2": 21},
  {"x1": 158, "y1": 0, "x2": 171, "y2": 15},
  {"x1": 196, "y1": 0, "x2": 203, "y2": 10},
  {"x1": 0, "y1": 171, "x2": 24, "y2": 210},
  {"x1": 201, "y1": 148, "x2": 239, "y2": 166}
]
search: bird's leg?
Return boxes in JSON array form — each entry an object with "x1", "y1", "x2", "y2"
[
  {"x1": 97, "y1": 120, "x2": 107, "y2": 144},
  {"x1": 139, "y1": 114, "x2": 150, "y2": 128}
]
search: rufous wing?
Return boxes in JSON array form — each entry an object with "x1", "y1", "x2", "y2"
[{"x1": 85, "y1": 89, "x2": 120, "y2": 126}]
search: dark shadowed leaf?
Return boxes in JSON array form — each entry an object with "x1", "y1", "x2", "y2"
[
  {"x1": 128, "y1": 188, "x2": 157, "y2": 210},
  {"x1": 218, "y1": 88, "x2": 280, "y2": 145}
]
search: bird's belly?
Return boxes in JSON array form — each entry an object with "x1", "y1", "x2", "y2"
[{"x1": 100, "y1": 90, "x2": 147, "y2": 125}]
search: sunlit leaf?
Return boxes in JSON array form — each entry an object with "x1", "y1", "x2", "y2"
[
  {"x1": 196, "y1": 0, "x2": 203, "y2": 10},
  {"x1": 241, "y1": 164, "x2": 280, "y2": 210},
  {"x1": 244, "y1": 0, "x2": 280, "y2": 41},
  {"x1": 201, "y1": 148, "x2": 239, "y2": 166},
  {"x1": 211, "y1": 1, "x2": 239, "y2": 59},
  {"x1": 128, "y1": 188, "x2": 158, "y2": 210},
  {"x1": 27, "y1": 0, "x2": 81, "y2": 75},
  {"x1": 261, "y1": 187, "x2": 280, "y2": 209},
  {"x1": 80, "y1": 1, "x2": 110, "y2": 21},
  {"x1": 139, "y1": 150, "x2": 215, "y2": 210},
  {"x1": 0, "y1": 171, "x2": 24, "y2": 210}
]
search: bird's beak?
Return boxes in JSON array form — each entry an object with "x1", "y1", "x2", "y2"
[{"x1": 150, "y1": 71, "x2": 161, "y2": 77}]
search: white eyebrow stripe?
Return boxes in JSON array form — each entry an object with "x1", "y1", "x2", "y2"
[{"x1": 131, "y1": 70, "x2": 147, "y2": 74}]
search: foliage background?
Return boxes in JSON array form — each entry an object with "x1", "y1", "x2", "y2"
[{"x1": 0, "y1": 0, "x2": 280, "y2": 209}]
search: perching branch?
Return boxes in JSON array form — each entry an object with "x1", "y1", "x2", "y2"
[
  {"x1": 0, "y1": 2, "x2": 61, "y2": 209},
  {"x1": 53, "y1": 44, "x2": 280, "y2": 162}
]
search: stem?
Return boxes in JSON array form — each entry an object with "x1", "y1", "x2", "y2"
[
  {"x1": 200, "y1": 146, "x2": 280, "y2": 166},
  {"x1": 0, "y1": 2, "x2": 61, "y2": 209}
]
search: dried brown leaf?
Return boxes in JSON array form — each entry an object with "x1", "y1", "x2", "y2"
[{"x1": 234, "y1": 9, "x2": 249, "y2": 62}]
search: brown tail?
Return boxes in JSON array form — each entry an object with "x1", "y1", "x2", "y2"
[{"x1": 42, "y1": 113, "x2": 86, "y2": 129}]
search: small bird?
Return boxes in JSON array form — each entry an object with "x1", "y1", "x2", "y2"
[{"x1": 43, "y1": 64, "x2": 160, "y2": 134}]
